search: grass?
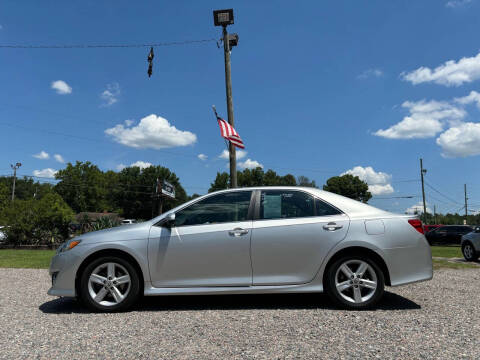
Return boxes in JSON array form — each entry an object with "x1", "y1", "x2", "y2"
[
  {"x1": 430, "y1": 246, "x2": 463, "y2": 258},
  {"x1": 432, "y1": 259, "x2": 477, "y2": 270},
  {"x1": 0, "y1": 249, "x2": 55, "y2": 269}
]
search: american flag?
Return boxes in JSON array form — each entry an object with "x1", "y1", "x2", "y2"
[{"x1": 213, "y1": 107, "x2": 245, "y2": 149}]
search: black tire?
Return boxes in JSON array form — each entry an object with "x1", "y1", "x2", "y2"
[
  {"x1": 324, "y1": 255, "x2": 385, "y2": 310},
  {"x1": 462, "y1": 242, "x2": 478, "y2": 262},
  {"x1": 79, "y1": 256, "x2": 140, "y2": 312}
]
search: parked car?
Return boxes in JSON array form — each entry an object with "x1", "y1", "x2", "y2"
[
  {"x1": 48, "y1": 187, "x2": 433, "y2": 312},
  {"x1": 461, "y1": 226, "x2": 480, "y2": 261},
  {"x1": 425, "y1": 225, "x2": 473, "y2": 245},
  {"x1": 121, "y1": 219, "x2": 137, "y2": 225},
  {"x1": 423, "y1": 224, "x2": 442, "y2": 233},
  {"x1": 0, "y1": 226, "x2": 6, "y2": 243}
]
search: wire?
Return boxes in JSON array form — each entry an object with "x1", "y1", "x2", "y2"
[
  {"x1": 0, "y1": 39, "x2": 217, "y2": 49},
  {"x1": 424, "y1": 181, "x2": 462, "y2": 205}
]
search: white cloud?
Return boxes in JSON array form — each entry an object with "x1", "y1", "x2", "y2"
[
  {"x1": 436, "y1": 122, "x2": 480, "y2": 157},
  {"x1": 446, "y1": 0, "x2": 473, "y2": 8},
  {"x1": 454, "y1": 90, "x2": 480, "y2": 109},
  {"x1": 219, "y1": 149, "x2": 247, "y2": 160},
  {"x1": 33, "y1": 151, "x2": 49, "y2": 160},
  {"x1": 124, "y1": 119, "x2": 134, "y2": 126},
  {"x1": 100, "y1": 82, "x2": 120, "y2": 107},
  {"x1": 33, "y1": 168, "x2": 57, "y2": 179},
  {"x1": 238, "y1": 159, "x2": 263, "y2": 169},
  {"x1": 51, "y1": 80, "x2": 72, "y2": 95},
  {"x1": 374, "y1": 100, "x2": 466, "y2": 139},
  {"x1": 357, "y1": 69, "x2": 384, "y2": 79},
  {"x1": 130, "y1": 161, "x2": 153, "y2": 170},
  {"x1": 116, "y1": 161, "x2": 153, "y2": 171},
  {"x1": 405, "y1": 202, "x2": 431, "y2": 215},
  {"x1": 53, "y1": 154, "x2": 65, "y2": 163},
  {"x1": 105, "y1": 114, "x2": 197, "y2": 149},
  {"x1": 342, "y1": 166, "x2": 394, "y2": 195},
  {"x1": 198, "y1": 154, "x2": 208, "y2": 161},
  {"x1": 401, "y1": 52, "x2": 480, "y2": 87}
]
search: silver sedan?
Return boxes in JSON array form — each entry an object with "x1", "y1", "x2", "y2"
[{"x1": 48, "y1": 187, "x2": 433, "y2": 312}]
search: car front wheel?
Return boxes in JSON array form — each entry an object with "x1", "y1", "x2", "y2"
[
  {"x1": 325, "y1": 256, "x2": 385, "y2": 309},
  {"x1": 462, "y1": 242, "x2": 478, "y2": 262},
  {"x1": 79, "y1": 256, "x2": 140, "y2": 312}
]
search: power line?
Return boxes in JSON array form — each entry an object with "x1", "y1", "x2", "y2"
[
  {"x1": 424, "y1": 181, "x2": 462, "y2": 205},
  {"x1": 0, "y1": 39, "x2": 216, "y2": 49}
]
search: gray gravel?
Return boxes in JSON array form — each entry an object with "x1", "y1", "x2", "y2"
[{"x1": 0, "y1": 268, "x2": 479, "y2": 359}]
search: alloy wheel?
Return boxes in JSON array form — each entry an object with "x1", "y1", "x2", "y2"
[
  {"x1": 87, "y1": 262, "x2": 131, "y2": 306},
  {"x1": 463, "y1": 244, "x2": 474, "y2": 260},
  {"x1": 334, "y1": 259, "x2": 378, "y2": 304}
]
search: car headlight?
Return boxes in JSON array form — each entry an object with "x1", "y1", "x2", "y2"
[{"x1": 57, "y1": 239, "x2": 82, "y2": 253}]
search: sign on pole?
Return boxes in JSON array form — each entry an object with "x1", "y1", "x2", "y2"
[{"x1": 161, "y1": 180, "x2": 175, "y2": 199}]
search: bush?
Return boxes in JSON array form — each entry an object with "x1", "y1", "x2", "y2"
[
  {"x1": 90, "y1": 216, "x2": 121, "y2": 231},
  {"x1": 0, "y1": 193, "x2": 74, "y2": 245}
]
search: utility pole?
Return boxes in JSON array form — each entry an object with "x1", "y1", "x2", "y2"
[
  {"x1": 433, "y1": 205, "x2": 437, "y2": 224},
  {"x1": 223, "y1": 25, "x2": 237, "y2": 188},
  {"x1": 420, "y1": 158, "x2": 427, "y2": 224},
  {"x1": 156, "y1": 178, "x2": 163, "y2": 216},
  {"x1": 464, "y1": 184, "x2": 468, "y2": 224},
  {"x1": 10, "y1": 162, "x2": 22, "y2": 201},
  {"x1": 213, "y1": 9, "x2": 239, "y2": 188}
]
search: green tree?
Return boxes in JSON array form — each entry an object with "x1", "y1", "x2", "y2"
[
  {"x1": 55, "y1": 161, "x2": 112, "y2": 213},
  {"x1": 0, "y1": 192, "x2": 74, "y2": 245},
  {"x1": 323, "y1": 174, "x2": 372, "y2": 203},
  {"x1": 297, "y1": 176, "x2": 317, "y2": 188},
  {"x1": 209, "y1": 172, "x2": 230, "y2": 192},
  {"x1": 208, "y1": 168, "x2": 301, "y2": 192},
  {"x1": 0, "y1": 176, "x2": 54, "y2": 201},
  {"x1": 115, "y1": 165, "x2": 187, "y2": 219}
]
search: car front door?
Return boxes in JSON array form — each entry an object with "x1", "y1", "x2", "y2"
[
  {"x1": 251, "y1": 190, "x2": 350, "y2": 285},
  {"x1": 148, "y1": 191, "x2": 254, "y2": 287}
]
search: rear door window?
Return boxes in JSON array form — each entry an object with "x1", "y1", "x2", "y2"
[{"x1": 260, "y1": 190, "x2": 315, "y2": 220}]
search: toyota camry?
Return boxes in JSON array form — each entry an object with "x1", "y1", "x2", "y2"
[{"x1": 48, "y1": 187, "x2": 433, "y2": 312}]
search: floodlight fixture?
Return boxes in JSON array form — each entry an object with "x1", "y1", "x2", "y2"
[{"x1": 213, "y1": 9, "x2": 234, "y2": 27}]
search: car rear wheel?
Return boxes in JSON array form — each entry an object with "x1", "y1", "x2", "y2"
[
  {"x1": 462, "y1": 242, "x2": 478, "y2": 262},
  {"x1": 79, "y1": 256, "x2": 140, "y2": 312},
  {"x1": 325, "y1": 256, "x2": 385, "y2": 309}
]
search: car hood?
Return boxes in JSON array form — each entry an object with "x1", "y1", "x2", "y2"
[{"x1": 76, "y1": 222, "x2": 151, "y2": 244}]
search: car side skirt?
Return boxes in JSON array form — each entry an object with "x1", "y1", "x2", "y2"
[{"x1": 143, "y1": 283, "x2": 324, "y2": 296}]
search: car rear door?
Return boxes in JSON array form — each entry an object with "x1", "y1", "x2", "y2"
[
  {"x1": 148, "y1": 191, "x2": 254, "y2": 287},
  {"x1": 250, "y1": 189, "x2": 350, "y2": 285}
]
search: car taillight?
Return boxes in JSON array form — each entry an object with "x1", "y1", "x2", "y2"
[{"x1": 408, "y1": 219, "x2": 424, "y2": 234}]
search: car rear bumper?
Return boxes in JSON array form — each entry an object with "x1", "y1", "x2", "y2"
[{"x1": 383, "y1": 236, "x2": 433, "y2": 287}]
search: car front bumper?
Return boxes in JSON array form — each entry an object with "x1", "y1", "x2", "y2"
[{"x1": 47, "y1": 249, "x2": 83, "y2": 297}]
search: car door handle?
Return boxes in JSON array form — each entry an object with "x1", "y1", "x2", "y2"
[
  {"x1": 323, "y1": 222, "x2": 343, "y2": 231},
  {"x1": 229, "y1": 228, "x2": 249, "y2": 237}
]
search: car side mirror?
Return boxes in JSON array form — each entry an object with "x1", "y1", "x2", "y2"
[{"x1": 162, "y1": 213, "x2": 176, "y2": 228}]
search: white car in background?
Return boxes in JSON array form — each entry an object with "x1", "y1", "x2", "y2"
[
  {"x1": 121, "y1": 219, "x2": 137, "y2": 225},
  {"x1": 0, "y1": 226, "x2": 6, "y2": 243}
]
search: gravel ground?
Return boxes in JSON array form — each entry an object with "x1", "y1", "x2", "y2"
[{"x1": 0, "y1": 268, "x2": 479, "y2": 359}]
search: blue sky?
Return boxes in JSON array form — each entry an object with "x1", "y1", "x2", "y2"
[{"x1": 1, "y1": 0, "x2": 480, "y2": 215}]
